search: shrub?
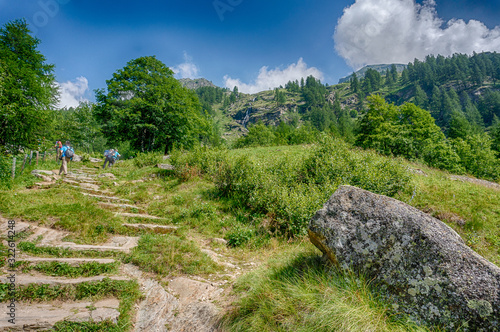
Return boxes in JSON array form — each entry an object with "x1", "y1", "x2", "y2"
[
  {"x1": 169, "y1": 138, "x2": 412, "y2": 237},
  {"x1": 132, "y1": 151, "x2": 164, "y2": 168},
  {"x1": 225, "y1": 225, "x2": 255, "y2": 247},
  {"x1": 451, "y1": 134, "x2": 500, "y2": 181}
]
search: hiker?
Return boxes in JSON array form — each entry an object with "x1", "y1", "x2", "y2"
[
  {"x1": 54, "y1": 141, "x2": 62, "y2": 161},
  {"x1": 103, "y1": 149, "x2": 117, "y2": 169},
  {"x1": 58, "y1": 141, "x2": 74, "y2": 175}
]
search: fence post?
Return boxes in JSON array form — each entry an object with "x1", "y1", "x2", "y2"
[
  {"x1": 42, "y1": 151, "x2": 45, "y2": 163},
  {"x1": 36, "y1": 151, "x2": 39, "y2": 166},
  {"x1": 11, "y1": 157, "x2": 16, "y2": 179},
  {"x1": 29, "y1": 151, "x2": 33, "y2": 165},
  {"x1": 20, "y1": 154, "x2": 27, "y2": 174}
]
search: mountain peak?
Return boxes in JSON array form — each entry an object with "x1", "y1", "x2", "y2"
[{"x1": 179, "y1": 78, "x2": 217, "y2": 89}]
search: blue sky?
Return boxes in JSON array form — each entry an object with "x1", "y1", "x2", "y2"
[{"x1": 1, "y1": 0, "x2": 500, "y2": 108}]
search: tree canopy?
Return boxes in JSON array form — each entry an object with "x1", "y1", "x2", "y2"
[
  {"x1": 357, "y1": 95, "x2": 445, "y2": 160},
  {"x1": 94, "y1": 56, "x2": 209, "y2": 154},
  {"x1": 0, "y1": 19, "x2": 57, "y2": 154}
]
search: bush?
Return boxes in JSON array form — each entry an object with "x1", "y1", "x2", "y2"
[
  {"x1": 170, "y1": 145, "x2": 229, "y2": 180},
  {"x1": 0, "y1": 156, "x2": 12, "y2": 181},
  {"x1": 451, "y1": 134, "x2": 500, "y2": 181},
  {"x1": 301, "y1": 137, "x2": 412, "y2": 197},
  {"x1": 225, "y1": 225, "x2": 255, "y2": 247},
  {"x1": 174, "y1": 137, "x2": 412, "y2": 237},
  {"x1": 132, "y1": 151, "x2": 164, "y2": 168}
]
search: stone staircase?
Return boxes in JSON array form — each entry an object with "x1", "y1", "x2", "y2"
[{"x1": 1, "y1": 165, "x2": 232, "y2": 331}]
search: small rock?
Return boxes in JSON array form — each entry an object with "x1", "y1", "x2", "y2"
[
  {"x1": 157, "y1": 163, "x2": 175, "y2": 170},
  {"x1": 31, "y1": 170, "x2": 54, "y2": 176},
  {"x1": 33, "y1": 173, "x2": 52, "y2": 182},
  {"x1": 210, "y1": 238, "x2": 228, "y2": 245}
]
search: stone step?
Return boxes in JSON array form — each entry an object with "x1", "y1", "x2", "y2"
[
  {"x1": 66, "y1": 176, "x2": 99, "y2": 183},
  {"x1": 122, "y1": 223, "x2": 177, "y2": 234},
  {"x1": 77, "y1": 166, "x2": 100, "y2": 172},
  {"x1": 31, "y1": 170, "x2": 57, "y2": 176},
  {"x1": 33, "y1": 181, "x2": 56, "y2": 188},
  {"x1": 115, "y1": 212, "x2": 166, "y2": 220},
  {"x1": 63, "y1": 178, "x2": 80, "y2": 185},
  {"x1": 81, "y1": 193, "x2": 131, "y2": 202},
  {"x1": 79, "y1": 182, "x2": 101, "y2": 191},
  {"x1": 32, "y1": 173, "x2": 55, "y2": 182},
  {"x1": 38, "y1": 236, "x2": 139, "y2": 253},
  {"x1": 18, "y1": 257, "x2": 117, "y2": 266},
  {"x1": 69, "y1": 185, "x2": 111, "y2": 195},
  {"x1": 27, "y1": 227, "x2": 68, "y2": 246},
  {"x1": 15, "y1": 222, "x2": 138, "y2": 254},
  {"x1": 98, "y1": 202, "x2": 144, "y2": 211},
  {"x1": 0, "y1": 274, "x2": 130, "y2": 286},
  {"x1": 0, "y1": 299, "x2": 121, "y2": 329},
  {"x1": 0, "y1": 219, "x2": 31, "y2": 234},
  {"x1": 99, "y1": 173, "x2": 117, "y2": 179}
]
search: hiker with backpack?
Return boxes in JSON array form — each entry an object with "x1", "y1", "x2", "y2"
[
  {"x1": 103, "y1": 148, "x2": 120, "y2": 169},
  {"x1": 59, "y1": 141, "x2": 74, "y2": 175}
]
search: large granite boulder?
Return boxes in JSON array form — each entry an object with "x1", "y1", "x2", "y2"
[{"x1": 308, "y1": 185, "x2": 500, "y2": 331}]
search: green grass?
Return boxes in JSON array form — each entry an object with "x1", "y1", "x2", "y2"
[
  {"x1": 123, "y1": 233, "x2": 222, "y2": 277},
  {"x1": 17, "y1": 241, "x2": 121, "y2": 258},
  {"x1": 19, "y1": 261, "x2": 120, "y2": 278},
  {"x1": 220, "y1": 243, "x2": 434, "y2": 332},
  {"x1": 52, "y1": 320, "x2": 122, "y2": 332},
  {"x1": 0, "y1": 278, "x2": 138, "y2": 302},
  {"x1": 399, "y1": 165, "x2": 500, "y2": 266}
]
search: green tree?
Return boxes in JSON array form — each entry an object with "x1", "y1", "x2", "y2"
[
  {"x1": 357, "y1": 95, "x2": 445, "y2": 160},
  {"x1": 350, "y1": 72, "x2": 359, "y2": 93},
  {"x1": 0, "y1": 19, "x2": 57, "y2": 154},
  {"x1": 460, "y1": 91, "x2": 484, "y2": 130},
  {"x1": 356, "y1": 95, "x2": 399, "y2": 155},
  {"x1": 338, "y1": 109, "x2": 356, "y2": 144},
  {"x1": 413, "y1": 83, "x2": 428, "y2": 109},
  {"x1": 451, "y1": 133, "x2": 500, "y2": 180},
  {"x1": 390, "y1": 64, "x2": 398, "y2": 83},
  {"x1": 490, "y1": 115, "x2": 500, "y2": 153},
  {"x1": 274, "y1": 88, "x2": 286, "y2": 106},
  {"x1": 94, "y1": 56, "x2": 208, "y2": 154},
  {"x1": 447, "y1": 111, "x2": 471, "y2": 140},
  {"x1": 235, "y1": 121, "x2": 276, "y2": 148}
]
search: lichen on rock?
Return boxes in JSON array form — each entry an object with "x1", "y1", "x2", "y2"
[{"x1": 308, "y1": 185, "x2": 500, "y2": 331}]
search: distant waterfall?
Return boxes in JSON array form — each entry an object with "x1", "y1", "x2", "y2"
[
  {"x1": 242, "y1": 108, "x2": 251, "y2": 128},
  {"x1": 242, "y1": 99, "x2": 256, "y2": 128}
]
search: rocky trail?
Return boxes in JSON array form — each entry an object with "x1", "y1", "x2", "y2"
[{"x1": 1, "y1": 165, "x2": 256, "y2": 331}]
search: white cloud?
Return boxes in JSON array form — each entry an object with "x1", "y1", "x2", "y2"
[
  {"x1": 334, "y1": 0, "x2": 500, "y2": 69},
  {"x1": 56, "y1": 76, "x2": 89, "y2": 109},
  {"x1": 172, "y1": 52, "x2": 199, "y2": 79},
  {"x1": 224, "y1": 58, "x2": 323, "y2": 94}
]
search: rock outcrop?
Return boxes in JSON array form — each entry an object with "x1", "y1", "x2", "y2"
[{"x1": 308, "y1": 185, "x2": 500, "y2": 331}]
